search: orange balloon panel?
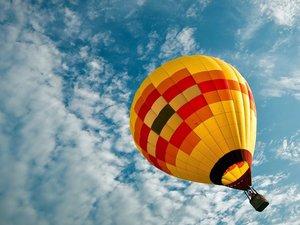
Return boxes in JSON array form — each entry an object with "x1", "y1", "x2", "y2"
[{"x1": 130, "y1": 55, "x2": 256, "y2": 190}]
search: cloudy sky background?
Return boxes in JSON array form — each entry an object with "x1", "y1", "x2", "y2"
[{"x1": 0, "y1": 0, "x2": 300, "y2": 224}]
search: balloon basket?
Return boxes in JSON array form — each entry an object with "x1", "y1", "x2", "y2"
[{"x1": 244, "y1": 186, "x2": 269, "y2": 212}]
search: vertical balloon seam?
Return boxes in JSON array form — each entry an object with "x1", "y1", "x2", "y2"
[
  {"x1": 198, "y1": 56, "x2": 235, "y2": 152},
  {"x1": 181, "y1": 56, "x2": 244, "y2": 185},
  {"x1": 130, "y1": 87, "x2": 144, "y2": 151},
  {"x1": 236, "y1": 71, "x2": 254, "y2": 167},
  {"x1": 225, "y1": 64, "x2": 248, "y2": 177},
  {"x1": 248, "y1": 88, "x2": 256, "y2": 164},
  {"x1": 242, "y1": 81, "x2": 251, "y2": 156},
  {"x1": 155, "y1": 68, "x2": 220, "y2": 176},
  {"x1": 211, "y1": 58, "x2": 242, "y2": 147},
  {"x1": 134, "y1": 87, "x2": 205, "y2": 176},
  {"x1": 244, "y1": 82, "x2": 251, "y2": 155},
  {"x1": 224, "y1": 63, "x2": 244, "y2": 149},
  {"x1": 246, "y1": 82, "x2": 256, "y2": 156},
  {"x1": 220, "y1": 60, "x2": 252, "y2": 184},
  {"x1": 164, "y1": 56, "x2": 239, "y2": 163},
  {"x1": 132, "y1": 81, "x2": 180, "y2": 175},
  {"x1": 195, "y1": 56, "x2": 243, "y2": 184},
  {"x1": 181, "y1": 56, "x2": 250, "y2": 185},
  {"x1": 172, "y1": 59, "x2": 233, "y2": 177},
  {"x1": 172, "y1": 59, "x2": 231, "y2": 181},
  {"x1": 146, "y1": 65, "x2": 216, "y2": 179},
  {"x1": 246, "y1": 84, "x2": 254, "y2": 154},
  {"x1": 176, "y1": 63, "x2": 234, "y2": 178},
  {"x1": 211, "y1": 58, "x2": 245, "y2": 181},
  {"x1": 230, "y1": 65, "x2": 249, "y2": 153},
  {"x1": 132, "y1": 78, "x2": 183, "y2": 174},
  {"x1": 149, "y1": 68, "x2": 215, "y2": 172},
  {"x1": 210, "y1": 57, "x2": 241, "y2": 150},
  {"x1": 159, "y1": 64, "x2": 216, "y2": 180},
  {"x1": 129, "y1": 87, "x2": 140, "y2": 132},
  {"x1": 167, "y1": 59, "x2": 228, "y2": 164},
  {"x1": 244, "y1": 82, "x2": 253, "y2": 153},
  {"x1": 230, "y1": 66, "x2": 252, "y2": 158},
  {"x1": 224, "y1": 62, "x2": 242, "y2": 147},
  {"x1": 230, "y1": 68, "x2": 249, "y2": 178},
  {"x1": 239, "y1": 95, "x2": 253, "y2": 180}
]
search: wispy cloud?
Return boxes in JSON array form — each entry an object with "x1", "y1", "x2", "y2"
[
  {"x1": 253, "y1": 141, "x2": 267, "y2": 166},
  {"x1": 260, "y1": 73, "x2": 300, "y2": 100},
  {"x1": 90, "y1": 31, "x2": 115, "y2": 47},
  {"x1": 275, "y1": 130, "x2": 300, "y2": 163},
  {"x1": 235, "y1": 0, "x2": 300, "y2": 53},
  {"x1": 137, "y1": 31, "x2": 159, "y2": 60},
  {"x1": 86, "y1": 0, "x2": 148, "y2": 21},
  {"x1": 258, "y1": 0, "x2": 300, "y2": 27},
  {"x1": 235, "y1": 2, "x2": 265, "y2": 47},
  {"x1": 231, "y1": 0, "x2": 300, "y2": 102},
  {"x1": 186, "y1": 0, "x2": 211, "y2": 18},
  {"x1": 159, "y1": 27, "x2": 199, "y2": 59},
  {"x1": 64, "y1": 8, "x2": 81, "y2": 35}
]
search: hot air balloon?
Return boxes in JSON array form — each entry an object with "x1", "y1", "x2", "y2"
[{"x1": 130, "y1": 55, "x2": 269, "y2": 212}]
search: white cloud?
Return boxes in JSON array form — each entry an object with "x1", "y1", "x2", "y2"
[
  {"x1": 0, "y1": 14, "x2": 68, "y2": 225},
  {"x1": 260, "y1": 73, "x2": 300, "y2": 100},
  {"x1": 142, "y1": 61, "x2": 156, "y2": 75},
  {"x1": 136, "y1": 0, "x2": 146, "y2": 6},
  {"x1": 292, "y1": 92, "x2": 300, "y2": 101},
  {"x1": 257, "y1": 56, "x2": 275, "y2": 76},
  {"x1": 159, "y1": 27, "x2": 199, "y2": 59},
  {"x1": 253, "y1": 141, "x2": 267, "y2": 166},
  {"x1": 270, "y1": 36, "x2": 290, "y2": 53},
  {"x1": 79, "y1": 46, "x2": 89, "y2": 59},
  {"x1": 235, "y1": 2, "x2": 265, "y2": 46},
  {"x1": 264, "y1": 184, "x2": 300, "y2": 223},
  {"x1": 86, "y1": 0, "x2": 147, "y2": 21},
  {"x1": 137, "y1": 31, "x2": 159, "y2": 60},
  {"x1": 90, "y1": 31, "x2": 115, "y2": 47},
  {"x1": 231, "y1": 1, "x2": 300, "y2": 103},
  {"x1": 259, "y1": 0, "x2": 300, "y2": 27},
  {"x1": 86, "y1": 57, "x2": 112, "y2": 84},
  {"x1": 236, "y1": 19, "x2": 263, "y2": 45},
  {"x1": 186, "y1": 0, "x2": 211, "y2": 18},
  {"x1": 236, "y1": 0, "x2": 300, "y2": 47},
  {"x1": 89, "y1": 59, "x2": 105, "y2": 73},
  {"x1": 275, "y1": 130, "x2": 300, "y2": 163},
  {"x1": 254, "y1": 172, "x2": 287, "y2": 188},
  {"x1": 64, "y1": 8, "x2": 81, "y2": 35}
]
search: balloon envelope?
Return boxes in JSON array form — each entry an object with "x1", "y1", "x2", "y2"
[{"x1": 130, "y1": 55, "x2": 256, "y2": 190}]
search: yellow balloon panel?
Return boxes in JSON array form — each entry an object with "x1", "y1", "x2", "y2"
[
  {"x1": 130, "y1": 55, "x2": 257, "y2": 188},
  {"x1": 221, "y1": 161, "x2": 250, "y2": 185}
]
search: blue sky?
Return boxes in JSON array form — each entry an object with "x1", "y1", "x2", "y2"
[{"x1": 0, "y1": 0, "x2": 300, "y2": 224}]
